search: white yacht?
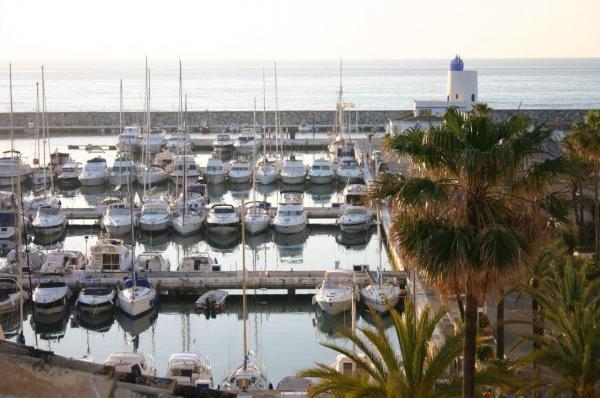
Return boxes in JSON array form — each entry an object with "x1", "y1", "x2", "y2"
[
  {"x1": 314, "y1": 269, "x2": 357, "y2": 315},
  {"x1": 202, "y1": 158, "x2": 227, "y2": 184},
  {"x1": 49, "y1": 151, "x2": 72, "y2": 177},
  {"x1": 134, "y1": 251, "x2": 171, "y2": 272},
  {"x1": 280, "y1": 156, "x2": 307, "y2": 185},
  {"x1": 32, "y1": 197, "x2": 68, "y2": 239},
  {"x1": 57, "y1": 162, "x2": 82, "y2": 186},
  {"x1": 5, "y1": 245, "x2": 46, "y2": 273},
  {"x1": 273, "y1": 191, "x2": 307, "y2": 234},
  {"x1": 166, "y1": 353, "x2": 213, "y2": 388},
  {"x1": 234, "y1": 128, "x2": 261, "y2": 153},
  {"x1": 108, "y1": 153, "x2": 137, "y2": 186},
  {"x1": 170, "y1": 155, "x2": 201, "y2": 186},
  {"x1": 172, "y1": 206, "x2": 204, "y2": 237},
  {"x1": 164, "y1": 132, "x2": 192, "y2": 153},
  {"x1": 32, "y1": 281, "x2": 71, "y2": 315},
  {"x1": 343, "y1": 176, "x2": 369, "y2": 205},
  {"x1": 228, "y1": 157, "x2": 252, "y2": 184},
  {"x1": 178, "y1": 253, "x2": 221, "y2": 272},
  {"x1": 40, "y1": 250, "x2": 87, "y2": 274},
  {"x1": 79, "y1": 157, "x2": 108, "y2": 186},
  {"x1": 31, "y1": 166, "x2": 53, "y2": 188},
  {"x1": 86, "y1": 239, "x2": 133, "y2": 273},
  {"x1": 173, "y1": 183, "x2": 207, "y2": 211},
  {"x1": 0, "y1": 191, "x2": 18, "y2": 242},
  {"x1": 243, "y1": 201, "x2": 271, "y2": 235},
  {"x1": 101, "y1": 201, "x2": 135, "y2": 236},
  {"x1": 118, "y1": 276, "x2": 157, "y2": 317},
  {"x1": 212, "y1": 134, "x2": 234, "y2": 152},
  {"x1": 308, "y1": 158, "x2": 335, "y2": 184},
  {"x1": 117, "y1": 126, "x2": 142, "y2": 153},
  {"x1": 336, "y1": 158, "x2": 362, "y2": 183},
  {"x1": 338, "y1": 206, "x2": 371, "y2": 233},
  {"x1": 76, "y1": 287, "x2": 116, "y2": 314},
  {"x1": 104, "y1": 352, "x2": 156, "y2": 376},
  {"x1": 222, "y1": 352, "x2": 270, "y2": 391},
  {"x1": 0, "y1": 150, "x2": 32, "y2": 186},
  {"x1": 205, "y1": 204, "x2": 240, "y2": 235},
  {"x1": 137, "y1": 164, "x2": 169, "y2": 186},
  {"x1": 255, "y1": 159, "x2": 279, "y2": 185},
  {"x1": 142, "y1": 127, "x2": 166, "y2": 153},
  {"x1": 139, "y1": 197, "x2": 171, "y2": 233},
  {"x1": 0, "y1": 277, "x2": 25, "y2": 313}
]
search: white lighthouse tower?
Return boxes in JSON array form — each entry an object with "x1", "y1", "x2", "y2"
[{"x1": 447, "y1": 56, "x2": 478, "y2": 104}]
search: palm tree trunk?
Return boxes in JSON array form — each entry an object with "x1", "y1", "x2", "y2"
[
  {"x1": 457, "y1": 294, "x2": 465, "y2": 321},
  {"x1": 462, "y1": 284, "x2": 478, "y2": 398},
  {"x1": 594, "y1": 161, "x2": 599, "y2": 263},
  {"x1": 496, "y1": 287, "x2": 504, "y2": 359}
]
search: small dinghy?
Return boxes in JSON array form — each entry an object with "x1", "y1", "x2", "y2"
[{"x1": 195, "y1": 290, "x2": 228, "y2": 311}]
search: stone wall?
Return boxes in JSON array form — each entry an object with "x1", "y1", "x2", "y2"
[{"x1": 0, "y1": 109, "x2": 593, "y2": 133}]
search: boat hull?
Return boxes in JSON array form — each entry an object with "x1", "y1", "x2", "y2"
[
  {"x1": 140, "y1": 220, "x2": 170, "y2": 233},
  {"x1": 228, "y1": 174, "x2": 252, "y2": 184},
  {"x1": 256, "y1": 172, "x2": 278, "y2": 185},
  {"x1": 206, "y1": 222, "x2": 239, "y2": 235},
  {"x1": 339, "y1": 221, "x2": 370, "y2": 233},
  {"x1": 202, "y1": 173, "x2": 226, "y2": 184},
  {"x1": 273, "y1": 221, "x2": 306, "y2": 234},
  {"x1": 118, "y1": 290, "x2": 157, "y2": 318},
  {"x1": 316, "y1": 297, "x2": 352, "y2": 316},
  {"x1": 308, "y1": 173, "x2": 334, "y2": 184},
  {"x1": 172, "y1": 219, "x2": 203, "y2": 236},
  {"x1": 244, "y1": 218, "x2": 270, "y2": 235},
  {"x1": 108, "y1": 175, "x2": 136, "y2": 186},
  {"x1": 0, "y1": 175, "x2": 30, "y2": 186},
  {"x1": 280, "y1": 175, "x2": 306, "y2": 185},
  {"x1": 34, "y1": 295, "x2": 69, "y2": 315},
  {"x1": 103, "y1": 222, "x2": 132, "y2": 236},
  {"x1": 79, "y1": 176, "x2": 107, "y2": 186},
  {"x1": 33, "y1": 224, "x2": 66, "y2": 238},
  {"x1": 77, "y1": 299, "x2": 114, "y2": 314}
]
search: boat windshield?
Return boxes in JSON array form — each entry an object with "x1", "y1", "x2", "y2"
[
  {"x1": 323, "y1": 277, "x2": 349, "y2": 289},
  {"x1": 312, "y1": 165, "x2": 331, "y2": 170},
  {"x1": 39, "y1": 207, "x2": 60, "y2": 216},
  {"x1": 207, "y1": 166, "x2": 222, "y2": 171},
  {"x1": 143, "y1": 206, "x2": 167, "y2": 215},
  {"x1": 214, "y1": 207, "x2": 234, "y2": 214},
  {"x1": 279, "y1": 210, "x2": 303, "y2": 216}
]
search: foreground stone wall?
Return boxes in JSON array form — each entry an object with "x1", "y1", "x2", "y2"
[{"x1": 0, "y1": 109, "x2": 593, "y2": 132}]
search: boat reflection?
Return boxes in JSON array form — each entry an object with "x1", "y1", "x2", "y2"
[
  {"x1": 206, "y1": 183, "x2": 227, "y2": 203},
  {"x1": 116, "y1": 306, "x2": 158, "y2": 337},
  {"x1": 312, "y1": 306, "x2": 353, "y2": 339},
  {"x1": 207, "y1": 232, "x2": 240, "y2": 250},
  {"x1": 335, "y1": 230, "x2": 373, "y2": 249},
  {"x1": 75, "y1": 309, "x2": 115, "y2": 333},
  {"x1": 274, "y1": 231, "x2": 307, "y2": 261},
  {"x1": 228, "y1": 182, "x2": 252, "y2": 200},
  {"x1": 0, "y1": 308, "x2": 21, "y2": 338},
  {"x1": 31, "y1": 310, "x2": 69, "y2": 341}
]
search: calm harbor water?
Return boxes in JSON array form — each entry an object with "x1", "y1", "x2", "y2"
[{"x1": 1, "y1": 59, "x2": 599, "y2": 112}]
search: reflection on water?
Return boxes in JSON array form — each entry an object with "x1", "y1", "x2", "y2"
[{"x1": 8, "y1": 295, "x2": 402, "y2": 383}]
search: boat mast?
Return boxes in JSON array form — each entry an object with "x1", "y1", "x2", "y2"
[
  {"x1": 183, "y1": 93, "x2": 188, "y2": 223},
  {"x1": 129, "y1": 163, "x2": 136, "y2": 294},
  {"x1": 41, "y1": 66, "x2": 53, "y2": 193},
  {"x1": 119, "y1": 79, "x2": 123, "y2": 135},
  {"x1": 146, "y1": 67, "x2": 152, "y2": 195},
  {"x1": 262, "y1": 68, "x2": 267, "y2": 165},
  {"x1": 252, "y1": 98, "x2": 257, "y2": 204},
  {"x1": 35, "y1": 82, "x2": 47, "y2": 194},
  {"x1": 9, "y1": 63, "x2": 25, "y2": 341},
  {"x1": 241, "y1": 199, "x2": 248, "y2": 372},
  {"x1": 273, "y1": 62, "x2": 280, "y2": 159},
  {"x1": 376, "y1": 199, "x2": 382, "y2": 286}
]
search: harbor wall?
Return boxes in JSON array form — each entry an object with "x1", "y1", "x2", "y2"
[{"x1": 0, "y1": 109, "x2": 592, "y2": 133}]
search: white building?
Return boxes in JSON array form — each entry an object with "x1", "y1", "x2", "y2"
[{"x1": 387, "y1": 56, "x2": 478, "y2": 134}]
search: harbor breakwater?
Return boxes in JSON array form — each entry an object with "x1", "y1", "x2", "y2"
[{"x1": 0, "y1": 109, "x2": 591, "y2": 134}]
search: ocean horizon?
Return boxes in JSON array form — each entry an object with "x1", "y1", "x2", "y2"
[{"x1": 1, "y1": 58, "x2": 599, "y2": 112}]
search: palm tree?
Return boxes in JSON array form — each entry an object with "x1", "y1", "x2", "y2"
[
  {"x1": 301, "y1": 302, "x2": 464, "y2": 397},
  {"x1": 471, "y1": 102, "x2": 492, "y2": 117},
  {"x1": 370, "y1": 106, "x2": 570, "y2": 398},
  {"x1": 513, "y1": 260, "x2": 600, "y2": 397},
  {"x1": 565, "y1": 110, "x2": 600, "y2": 261}
]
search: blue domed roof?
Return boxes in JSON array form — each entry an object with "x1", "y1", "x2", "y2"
[{"x1": 450, "y1": 55, "x2": 464, "y2": 71}]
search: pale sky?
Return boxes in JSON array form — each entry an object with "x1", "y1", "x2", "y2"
[{"x1": 1, "y1": 0, "x2": 599, "y2": 62}]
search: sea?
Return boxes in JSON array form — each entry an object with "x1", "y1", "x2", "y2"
[{"x1": 0, "y1": 58, "x2": 599, "y2": 113}]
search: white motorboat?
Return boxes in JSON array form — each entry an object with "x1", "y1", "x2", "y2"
[
  {"x1": 308, "y1": 158, "x2": 335, "y2": 184},
  {"x1": 360, "y1": 202, "x2": 402, "y2": 313},
  {"x1": 49, "y1": 151, "x2": 72, "y2": 177},
  {"x1": 172, "y1": 207, "x2": 204, "y2": 236},
  {"x1": 212, "y1": 134, "x2": 234, "y2": 152},
  {"x1": 206, "y1": 204, "x2": 239, "y2": 234},
  {"x1": 108, "y1": 153, "x2": 137, "y2": 186},
  {"x1": 32, "y1": 281, "x2": 71, "y2": 315},
  {"x1": 5, "y1": 245, "x2": 46, "y2": 273},
  {"x1": 228, "y1": 157, "x2": 252, "y2": 184},
  {"x1": 104, "y1": 352, "x2": 156, "y2": 376},
  {"x1": 139, "y1": 197, "x2": 171, "y2": 233},
  {"x1": 87, "y1": 239, "x2": 133, "y2": 272},
  {"x1": 57, "y1": 162, "x2": 82, "y2": 186},
  {"x1": 0, "y1": 191, "x2": 18, "y2": 242},
  {"x1": 314, "y1": 269, "x2": 357, "y2": 315},
  {"x1": 101, "y1": 201, "x2": 135, "y2": 236},
  {"x1": 234, "y1": 128, "x2": 261, "y2": 153},
  {"x1": 343, "y1": 176, "x2": 369, "y2": 205},
  {"x1": 134, "y1": 251, "x2": 171, "y2": 272},
  {"x1": 243, "y1": 201, "x2": 271, "y2": 235},
  {"x1": 137, "y1": 164, "x2": 169, "y2": 186},
  {"x1": 280, "y1": 156, "x2": 307, "y2": 185},
  {"x1": 0, "y1": 150, "x2": 32, "y2": 186},
  {"x1": 336, "y1": 158, "x2": 362, "y2": 183},
  {"x1": 173, "y1": 183, "x2": 207, "y2": 211},
  {"x1": 178, "y1": 252, "x2": 221, "y2": 272},
  {"x1": 329, "y1": 138, "x2": 356, "y2": 163},
  {"x1": 31, "y1": 166, "x2": 53, "y2": 187},
  {"x1": 255, "y1": 160, "x2": 279, "y2": 185},
  {"x1": 164, "y1": 132, "x2": 192, "y2": 153},
  {"x1": 76, "y1": 286, "x2": 116, "y2": 313},
  {"x1": 195, "y1": 290, "x2": 228, "y2": 311},
  {"x1": 117, "y1": 126, "x2": 142, "y2": 153},
  {"x1": 79, "y1": 157, "x2": 108, "y2": 186},
  {"x1": 0, "y1": 277, "x2": 25, "y2": 313},
  {"x1": 142, "y1": 127, "x2": 166, "y2": 153},
  {"x1": 32, "y1": 197, "x2": 67, "y2": 239},
  {"x1": 273, "y1": 191, "x2": 307, "y2": 234},
  {"x1": 170, "y1": 155, "x2": 201, "y2": 186},
  {"x1": 40, "y1": 250, "x2": 87, "y2": 274},
  {"x1": 166, "y1": 352, "x2": 213, "y2": 388},
  {"x1": 118, "y1": 276, "x2": 157, "y2": 317},
  {"x1": 202, "y1": 158, "x2": 227, "y2": 184},
  {"x1": 338, "y1": 206, "x2": 371, "y2": 233}
]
